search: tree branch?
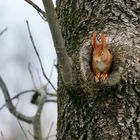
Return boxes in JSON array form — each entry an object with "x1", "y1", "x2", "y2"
[
  {"x1": 0, "y1": 27, "x2": 8, "y2": 36},
  {"x1": 46, "y1": 92, "x2": 57, "y2": 97},
  {"x1": 28, "y1": 63, "x2": 38, "y2": 89},
  {"x1": 0, "y1": 88, "x2": 56, "y2": 111},
  {"x1": 33, "y1": 89, "x2": 46, "y2": 140},
  {"x1": 0, "y1": 76, "x2": 33, "y2": 124},
  {"x1": 26, "y1": 21, "x2": 57, "y2": 92},
  {"x1": 0, "y1": 89, "x2": 35, "y2": 111},
  {"x1": 45, "y1": 99, "x2": 57, "y2": 103},
  {"x1": 24, "y1": 0, "x2": 46, "y2": 21},
  {"x1": 17, "y1": 119, "x2": 29, "y2": 140},
  {"x1": 42, "y1": 0, "x2": 73, "y2": 86}
]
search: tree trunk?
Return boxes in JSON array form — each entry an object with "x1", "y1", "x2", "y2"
[{"x1": 56, "y1": 0, "x2": 140, "y2": 139}]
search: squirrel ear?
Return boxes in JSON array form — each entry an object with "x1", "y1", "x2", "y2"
[
  {"x1": 101, "y1": 33, "x2": 106, "y2": 48},
  {"x1": 92, "y1": 32, "x2": 97, "y2": 49}
]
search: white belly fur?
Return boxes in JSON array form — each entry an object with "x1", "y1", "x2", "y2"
[{"x1": 95, "y1": 61, "x2": 106, "y2": 72}]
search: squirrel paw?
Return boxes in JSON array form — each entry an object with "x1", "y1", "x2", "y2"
[
  {"x1": 95, "y1": 74, "x2": 100, "y2": 83},
  {"x1": 101, "y1": 73, "x2": 108, "y2": 81}
]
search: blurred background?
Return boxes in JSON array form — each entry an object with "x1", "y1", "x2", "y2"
[{"x1": 0, "y1": 0, "x2": 57, "y2": 139}]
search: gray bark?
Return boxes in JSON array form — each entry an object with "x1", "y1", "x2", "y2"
[{"x1": 56, "y1": 0, "x2": 140, "y2": 140}]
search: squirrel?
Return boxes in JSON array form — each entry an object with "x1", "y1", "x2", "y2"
[{"x1": 92, "y1": 32, "x2": 113, "y2": 83}]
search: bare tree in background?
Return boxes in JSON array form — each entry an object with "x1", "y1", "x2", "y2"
[
  {"x1": 0, "y1": 21, "x2": 57, "y2": 140},
  {"x1": 1, "y1": 0, "x2": 140, "y2": 139}
]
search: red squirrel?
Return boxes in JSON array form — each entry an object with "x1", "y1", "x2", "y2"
[{"x1": 92, "y1": 32, "x2": 113, "y2": 83}]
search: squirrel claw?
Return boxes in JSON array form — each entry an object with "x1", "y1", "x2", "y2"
[
  {"x1": 101, "y1": 73, "x2": 108, "y2": 81},
  {"x1": 95, "y1": 74, "x2": 100, "y2": 83}
]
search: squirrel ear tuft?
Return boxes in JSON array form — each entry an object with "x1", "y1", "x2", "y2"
[
  {"x1": 92, "y1": 32, "x2": 97, "y2": 49},
  {"x1": 101, "y1": 33, "x2": 106, "y2": 48}
]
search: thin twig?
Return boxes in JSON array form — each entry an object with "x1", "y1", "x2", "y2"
[
  {"x1": 17, "y1": 119, "x2": 29, "y2": 140},
  {"x1": 28, "y1": 63, "x2": 37, "y2": 89},
  {"x1": 36, "y1": 68, "x2": 42, "y2": 86},
  {"x1": 45, "y1": 99, "x2": 57, "y2": 103},
  {"x1": 29, "y1": 130, "x2": 56, "y2": 140},
  {"x1": 46, "y1": 59, "x2": 55, "y2": 89},
  {"x1": 46, "y1": 92, "x2": 57, "y2": 97},
  {"x1": 26, "y1": 20, "x2": 57, "y2": 92},
  {"x1": 33, "y1": 91, "x2": 45, "y2": 140},
  {"x1": 45, "y1": 134, "x2": 56, "y2": 140},
  {"x1": 0, "y1": 27, "x2": 8, "y2": 36},
  {"x1": 1, "y1": 131, "x2": 5, "y2": 140},
  {"x1": 0, "y1": 89, "x2": 36, "y2": 111},
  {"x1": 38, "y1": 11, "x2": 47, "y2": 21},
  {"x1": 24, "y1": 0, "x2": 47, "y2": 21},
  {"x1": 0, "y1": 76, "x2": 33, "y2": 123}
]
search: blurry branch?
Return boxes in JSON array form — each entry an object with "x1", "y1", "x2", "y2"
[
  {"x1": 0, "y1": 131, "x2": 5, "y2": 140},
  {"x1": 38, "y1": 85, "x2": 57, "y2": 97},
  {"x1": 24, "y1": 0, "x2": 47, "y2": 21},
  {"x1": 17, "y1": 119, "x2": 29, "y2": 140},
  {"x1": 0, "y1": 27, "x2": 8, "y2": 36},
  {"x1": 0, "y1": 76, "x2": 55, "y2": 140},
  {"x1": 0, "y1": 76, "x2": 56, "y2": 140},
  {"x1": 46, "y1": 59, "x2": 55, "y2": 89},
  {"x1": 36, "y1": 68, "x2": 42, "y2": 86},
  {"x1": 29, "y1": 130, "x2": 56, "y2": 140},
  {"x1": 47, "y1": 92, "x2": 57, "y2": 97},
  {"x1": 0, "y1": 89, "x2": 36, "y2": 111},
  {"x1": 42, "y1": 0, "x2": 73, "y2": 86},
  {"x1": 45, "y1": 134, "x2": 56, "y2": 140},
  {"x1": 33, "y1": 90, "x2": 45, "y2": 140},
  {"x1": 28, "y1": 63, "x2": 38, "y2": 89},
  {"x1": 26, "y1": 21, "x2": 57, "y2": 92},
  {"x1": 0, "y1": 89, "x2": 57, "y2": 111},
  {"x1": 45, "y1": 99, "x2": 57, "y2": 103},
  {"x1": 0, "y1": 76, "x2": 33, "y2": 123}
]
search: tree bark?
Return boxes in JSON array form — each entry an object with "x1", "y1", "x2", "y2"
[{"x1": 56, "y1": 0, "x2": 140, "y2": 139}]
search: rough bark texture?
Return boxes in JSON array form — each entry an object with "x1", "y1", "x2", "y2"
[{"x1": 56, "y1": 0, "x2": 140, "y2": 139}]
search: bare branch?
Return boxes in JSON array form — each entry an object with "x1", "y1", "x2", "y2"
[
  {"x1": 29, "y1": 130, "x2": 56, "y2": 140},
  {"x1": 46, "y1": 59, "x2": 55, "y2": 89},
  {"x1": 0, "y1": 88, "x2": 56, "y2": 111},
  {"x1": 42, "y1": 0, "x2": 73, "y2": 86},
  {"x1": 45, "y1": 99, "x2": 57, "y2": 103},
  {"x1": 26, "y1": 21, "x2": 57, "y2": 92},
  {"x1": 45, "y1": 134, "x2": 56, "y2": 140},
  {"x1": 28, "y1": 63, "x2": 38, "y2": 89},
  {"x1": 0, "y1": 89, "x2": 35, "y2": 111},
  {"x1": 46, "y1": 92, "x2": 57, "y2": 97},
  {"x1": 0, "y1": 27, "x2": 8, "y2": 36},
  {"x1": 0, "y1": 76, "x2": 33, "y2": 123},
  {"x1": 33, "y1": 90, "x2": 46, "y2": 140},
  {"x1": 24, "y1": 0, "x2": 47, "y2": 21},
  {"x1": 17, "y1": 119, "x2": 29, "y2": 140}
]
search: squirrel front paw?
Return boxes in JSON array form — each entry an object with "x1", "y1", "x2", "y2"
[
  {"x1": 101, "y1": 73, "x2": 108, "y2": 81},
  {"x1": 95, "y1": 73, "x2": 100, "y2": 83}
]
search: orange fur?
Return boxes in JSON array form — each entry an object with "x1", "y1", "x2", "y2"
[{"x1": 92, "y1": 32, "x2": 113, "y2": 83}]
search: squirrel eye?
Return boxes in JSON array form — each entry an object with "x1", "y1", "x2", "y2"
[{"x1": 101, "y1": 52, "x2": 104, "y2": 55}]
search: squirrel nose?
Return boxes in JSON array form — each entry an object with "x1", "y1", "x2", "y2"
[
  {"x1": 95, "y1": 59, "x2": 100, "y2": 63},
  {"x1": 96, "y1": 60, "x2": 99, "y2": 63}
]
